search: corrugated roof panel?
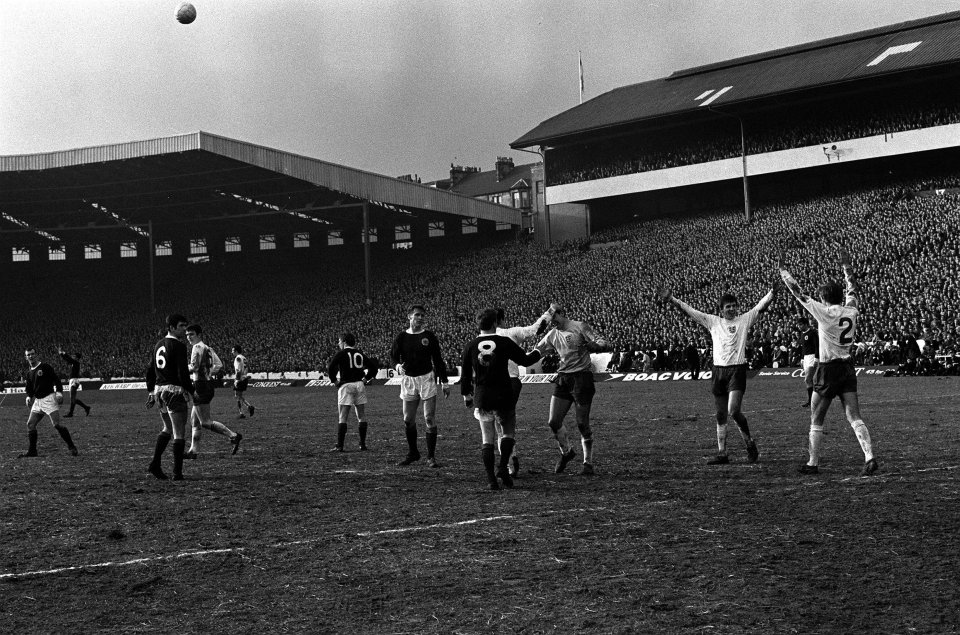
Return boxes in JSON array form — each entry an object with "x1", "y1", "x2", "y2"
[{"x1": 512, "y1": 11, "x2": 960, "y2": 148}]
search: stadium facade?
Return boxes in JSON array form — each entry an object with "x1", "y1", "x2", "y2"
[
  {"x1": 0, "y1": 131, "x2": 523, "y2": 293},
  {"x1": 511, "y1": 11, "x2": 960, "y2": 245}
]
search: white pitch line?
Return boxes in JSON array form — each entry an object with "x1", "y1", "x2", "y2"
[{"x1": 0, "y1": 507, "x2": 610, "y2": 581}]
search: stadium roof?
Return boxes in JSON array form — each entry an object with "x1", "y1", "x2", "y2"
[
  {"x1": 512, "y1": 11, "x2": 960, "y2": 149},
  {"x1": 0, "y1": 132, "x2": 520, "y2": 246}
]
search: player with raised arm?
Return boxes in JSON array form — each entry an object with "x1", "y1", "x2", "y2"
[
  {"x1": 779, "y1": 250, "x2": 879, "y2": 476},
  {"x1": 232, "y1": 345, "x2": 255, "y2": 419},
  {"x1": 185, "y1": 324, "x2": 242, "y2": 459},
  {"x1": 58, "y1": 349, "x2": 91, "y2": 417},
  {"x1": 662, "y1": 285, "x2": 775, "y2": 465},
  {"x1": 19, "y1": 347, "x2": 77, "y2": 458},
  {"x1": 391, "y1": 304, "x2": 450, "y2": 468},
  {"x1": 145, "y1": 314, "x2": 195, "y2": 481},
  {"x1": 462, "y1": 308, "x2": 545, "y2": 490},
  {"x1": 534, "y1": 305, "x2": 613, "y2": 475},
  {"x1": 493, "y1": 304, "x2": 556, "y2": 476},
  {"x1": 327, "y1": 332, "x2": 378, "y2": 452}
]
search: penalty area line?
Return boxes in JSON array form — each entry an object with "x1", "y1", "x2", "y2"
[{"x1": 0, "y1": 507, "x2": 611, "y2": 581}]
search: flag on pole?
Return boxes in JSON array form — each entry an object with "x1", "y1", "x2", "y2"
[{"x1": 579, "y1": 51, "x2": 584, "y2": 104}]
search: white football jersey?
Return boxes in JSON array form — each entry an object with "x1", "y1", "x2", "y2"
[
  {"x1": 676, "y1": 299, "x2": 762, "y2": 366},
  {"x1": 234, "y1": 354, "x2": 248, "y2": 379},
  {"x1": 497, "y1": 324, "x2": 540, "y2": 378},
  {"x1": 800, "y1": 299, "x2": 858, "y2": 362}
]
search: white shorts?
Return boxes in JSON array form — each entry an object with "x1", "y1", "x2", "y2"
[
  {"x1": 338, "y1": 381, "x2": 368, "y2": 406},
  {"x1": 399, "y1": 372, "x2": 437, "y2": 401},
  {"x1": 69, "y1": 378, "x2": 81, "y2": 389},
  {"x1": 31, "y1": 394, "x2": 60, "y2": 415},
  {"x1": 802, "y1": 354, "x2": 818, "y2": 373}
]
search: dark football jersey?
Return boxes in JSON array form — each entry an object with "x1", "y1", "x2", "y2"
[
  {"x1": 391, "y1": 330, "x2": 447, "y2": 381},
  {"x1": 801, "y1": 328, "x2": 819, "y2": 357},
  {"x1": 460, "y1": 334, "x2": 541, "y2": 411},
  {"x1": 26, "y1": 362, "x2": 62, "y2": 399},
  {"x1": 151, "y1": 335, "x2": 194, "y2": 392},
  {"x1": 328, "y1": 347, "x2": 377, "y2": 385}
]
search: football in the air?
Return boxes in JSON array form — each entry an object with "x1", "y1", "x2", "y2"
[{"x1": 176, "y1": 2, "x2": 197, "y2": 24}]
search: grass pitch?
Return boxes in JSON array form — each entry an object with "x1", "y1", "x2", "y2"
[{"x1": 2, "y1": 377, "x2": 959, "y2": 634}]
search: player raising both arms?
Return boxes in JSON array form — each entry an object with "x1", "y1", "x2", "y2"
[
  {"x1": 779, "y1": 250, "x2": 879, "y2": 476},
  {"x1": 662, "y1": 285, "x2": 775, "y2": 465},
  {"x1": 327, "y1": 332, "x2": 378, "y2": 452}
]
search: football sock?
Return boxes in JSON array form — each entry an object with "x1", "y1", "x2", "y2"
[
  {"x1": 716, "y1": 422, "x2": 728, "y2": 454},
  {"x1": 498, "y1": 437, "x2": 515, "y2": 473},
  {"x1": 806, "y1": 388, "x2": 813, "y2": 404},
  {"x1": 55, "y1": 425, "x2": 75, "y2": 450},
  {"x1": 152, "y1": 432, "x2": 171, "y2": 466},
  {"x1": 426, "y1": 429, "x2": 438, "y2": 459},
  {"x1": 27, "y1": 430, "x2": 38, "y2": 455},
  {"x1": 554, "y1": 425, "x2": 571, "y2": 454},
  {"x1": 404, "y1": 424, "x2": 419, "y2": 454},
  {"x1": 336, "y1": 423, "x2": 347, "y2": 448},
  {"x1": 358, "y1": 421, "x2": 368, "y2": 446},
  {"x1": 172, "y1": 440, "x2": 185, "y2": 478},
  {"x1": 76, "y1": 398, "x2": 87, "y2": 411},
  {"x1": 733, "y1": 413, "x2": 752, "y2": 441},
  {"x1": 850, "y1": 419, "x2": 874, "y2": 461},
  {"x1": 582, "y1": 438, "x2": 594, "y2": 464},
  {"x1": 809, "y1": 425, "x2": 824, "y2": 465},
  {"x1": 482, "y1": 443, "x2": 496, "y2": 481}
]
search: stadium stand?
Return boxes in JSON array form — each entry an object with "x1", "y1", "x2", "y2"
[{"x1": 3, "y1": 170, "x2": 959, "y2": 382}]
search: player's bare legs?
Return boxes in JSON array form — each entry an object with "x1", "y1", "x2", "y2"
[
  {"x1": 548, "y1": 396, "x2": 579, "y2": 473},
  {"x1": 805, "y1": 391, "x2": 832, "y2": 468},
  {"x1": 422, "y1": 396, "x2": 441, "y2": 467},
  {"x1": 727, "y1": 390, "x2": 757, "y2": 461},
  {"x1": 839, "y1": 391, "x2": 875, "y2": 468},
  {"x1": 188, "y1": 403, "x2": 240, "y2": 457},
  {"x1": 399, "y1": 397, "x2": 422, "y2": 464},
  {"x1": 713, "y1": 393, "x2": 730, "y2": 457},
  {"x1": 573, "y1": 403, "x2": 594, "y2": 470}
]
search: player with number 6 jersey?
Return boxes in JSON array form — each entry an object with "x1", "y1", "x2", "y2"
[
  {"x1": 780, "y1": 250, "x2": 879, "y2": 477},
  {"x1": 327, "y1": 332, "x2": 378, "y2": 451},
  {"x1": 145, "y1": 314, "x2": 195, "y2": 481}
]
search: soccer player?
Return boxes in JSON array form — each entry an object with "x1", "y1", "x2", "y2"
[
  {"x1": 327, "y1": 332, "x2": 378, "y2": 452},
  {"x1": 232, "y1": 345, "x2": 255, "y2": 419},
  {"x1": 20, "y1": 347, "x2": 77, "y2": 458},
  {"x1": 390, "y1": 304, "x2": 450, "y2": 468},
  {"x1": 533, "y1": 304, "x2": 612, "y2": 475},
  {"x1": 462, "y1": 308, "x2": 545, "y2": 490},
  {"x1": 493, "y1": 304, "x2": 556, "y2": 476},
  {"x1": 58, "y1": 349, "x2": 91, "y2": 417},
  {"x1": 145, "y1": 314, "x2": 195, "y2": 481},
  {"x1": 797, "y1": 316, "x2": 819, "y2": 407},
  {"x1": 779, "y1": 251, "x2": 879, "y2": 476},
  {"x1": 662, "y1": 286, "x2": 775, "y2": 465},
  {"x1": 185, "y1": 325, "x2": 242, "y2": 459}
]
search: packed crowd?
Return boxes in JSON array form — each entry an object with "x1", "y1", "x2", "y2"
[
  {"x1": 547, "y1": 92, "x2": 960, "y2": 186},
  {"x1": 3, "y1": 173, "x2": 959, "y2": 383}
]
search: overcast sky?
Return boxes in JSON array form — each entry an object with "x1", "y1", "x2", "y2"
[{"x1": 2, "y1": 0, "x2": 957, "y2": 181}]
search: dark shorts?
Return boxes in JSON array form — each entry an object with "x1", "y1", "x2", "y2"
[
  {"x1": 553, "y1": 371, "x2": 595, "y2": 406},
  {"x1": 507, "y1": 377, "x2": 523, "y2": 409},
  {"x1": 234, "y1": 378, "x2": 249, "y2": 392},
  {"x1": 711, "y1": 364, "x2": 748, "y2": 397},
  {"x1": 157, "y1": 386, "x2": 189, "y2": 414},
  {"x1": 813, "y1": 359, "x2": 858, "y2": 400},
  {"x1": 194, "y1": 380, "x2": 215, "y2": 405}
]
